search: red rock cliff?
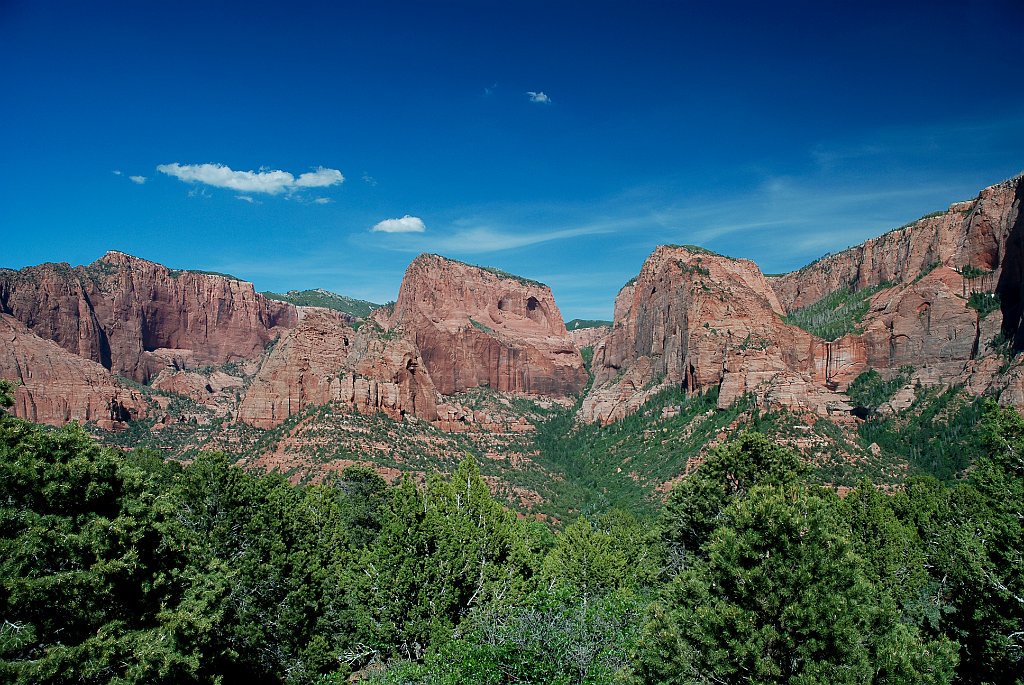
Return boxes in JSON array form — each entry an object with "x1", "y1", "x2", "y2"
[
  {"x1": 583, "y1": 175, "x2": 1024, "y2": 424},
  {"x1": 769, "y1": 176, "x2": 1022, "y2": 314},
  {"x1": 580, "y1": 246, "x2": 847, "y2": 424},
  {"x1": 236, "y1": 307, "x2": 438, "y2": 427},
  {"x1": 0, "y1": 313, "x2": 146, "y2": 427},
  {"x1": 0, "y1": 251, "x2": 298, "y2": 383},
  {"x1": 387, "y1": 254, "x2": 588, "y2": 397},
  {"x1": 766, "y1": 175, "x2": 1022, "y2": 394}
]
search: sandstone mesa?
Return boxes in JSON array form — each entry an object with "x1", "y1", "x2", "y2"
[{"x1": 1, "y1": 173, "x2": 1022, "y2": 439}]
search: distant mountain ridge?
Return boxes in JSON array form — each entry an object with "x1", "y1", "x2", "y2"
[
  {"x1": 2, "y1": 173, "x2": 1023, "y2": 509},
  {"x1": 0, "y1": 250, "x2": 584, "y2": 430},
  {"x1": 261, "y1": 288, "x2": 380, "y2": 318},
  {"x1": 565, "y1": 318, "x2": 612, "y2": 330}
]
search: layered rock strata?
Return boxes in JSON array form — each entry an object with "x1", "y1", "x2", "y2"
[
  {"x1": 581, "y1": 247, "x2": 850, "y2": 424},
  {"x1": 385, "y1": 254, "x2": 588, "y2": 398},
  {"x1": 582, "y1": 174, "x2": 1024, "y2": 424},
  {"x1": 236, "y1": 308, "x2": 438, "y2": 427},
  {"x1": 1, "y1": 250, "x2": 585, "y2": 430},
  {"x1": 770, "y1": 174, "x2": 1022, "y2": 399},
  {"x1": 568, "y1": 326, "x2": 611, "y2": 350},
  {"x1": 0, "y1": 313, "x2": 145, "y2": 428},
  {"x1": 0, "y1": 251, "x2": 297, "y2": 383},
  {"x1": 768, "y1": 176, "x2": 1022, "y2": 314}
]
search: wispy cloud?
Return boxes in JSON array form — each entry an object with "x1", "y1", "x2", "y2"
[
  {"x1": 526, "y1": 91, "x2": 551, "y2": 104},
  {"x1": 113, "y1": 170, "x2": 146, "y2": 185},
  {"x1": 371, "y1": 215, "x2": 426, "y2": 233},
  {"x1": 361, "y1": 172, "x2": 377, "y2": 187},
  {"x1": 157, "y1": 163, "x2": 344, "y2": 196},
  {"x1": 483, "y1": 82, "x2": 498, "y2": 97},
  {"x1": 236, "y1": 195, "x2": 255, "y2": 203},
  {"x1": 373, "y1": 221, "x2": 615, "y2": 255},
  {"x1": 313, "y1": 197, "x2": 331, "y2": 205}
]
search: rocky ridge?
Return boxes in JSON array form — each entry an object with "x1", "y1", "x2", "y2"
[
  {"x1": 385, "y1": 254, "x2": 588, "y2": 398},
  {"x1": 567, "y1": 325, "x2": 611, "y2": 350},
  {"x1": 1, "y1": 252, "x2": 585, "y2": 431},
  {"x1": 580, "y1": 246, "x2": 850, "y2": 424},
  {"x1": 0, "y1": 313, "x2": 146, "y2": 428},
  {"x1": 0, "y1": 251, "x2": 297, "y2": 383},
  {"x1": 581, "y1": 174, "x2": 1024, "y2": 424}
]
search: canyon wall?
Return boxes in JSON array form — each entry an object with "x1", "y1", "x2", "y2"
[
  {"x1": 581, "y1": 175, "x2": 1024, "y2": 424},
  {"x1": 1, "y1": 251, "x2": 585, "y2": 429},
  {"x1": 387, "y1": 254, "x2": 588, "y2": 398},
  {"x1": 580, "y1": 246, "x2": 848, "y2": 423},
  {"x1": 0, "y1": 313, "x2": 146, "y2": 428},
  {"x1": 0, "y1": 251, "x2": 297, "y2": 383}
]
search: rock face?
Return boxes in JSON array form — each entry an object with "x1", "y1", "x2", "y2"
[
  {"x1": 583, "y1": 174, "x2": 1024, "y2": 424},
  {"x1": 580, "y1": 247, "x2": 848, "y2": 424},
  {"x1": 770, "y1": 175, "x2": 1022, "y2": 397},
  {"x1": 237, "y1": 307, "x2": 438, "y2": 427},
  {"x1": 0, "y1": 313, "x2": 146, "y2": 428},
  {"x1": 386, "y1": 254, "x2": 588, "y2": 398},
  {"x1": 568, "y1": 326, "x2": 611, "y2": 350},
  {"x1": 768, "y1": 177, "x2": 1021, "y2": 313},
  {"x1": 0, "y1": 251, "x2": 297, "y2": 383},
  {"x1": 233, "y1": 253, "x2": 589, "y2": 428},
  {"x1": 1, "y1": 250, "x2": 585, "y2": 430}
]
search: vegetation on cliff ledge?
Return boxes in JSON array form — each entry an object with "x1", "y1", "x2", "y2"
[
  {"x1": 261, "y1": 289, "x2": 381, "y2": 318},
  {"x1": 783, "y1": 281, "x2": 893, "y2": 341},
  {"x1": 565, "y1": 319, "x2": 612, "y2": 330}
]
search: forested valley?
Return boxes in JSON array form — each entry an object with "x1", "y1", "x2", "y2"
[{"x1": 1, "y1": 379, "x2": 1022, "y2": 684}]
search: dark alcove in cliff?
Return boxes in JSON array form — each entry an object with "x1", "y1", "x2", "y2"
[{"x1": 995, "y1": 177, "x2": 1024, "y2": 350}]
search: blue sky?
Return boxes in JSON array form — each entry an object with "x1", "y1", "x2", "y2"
[{"x1": 2, "y1": 1, "x2": 1023, "y2": 320}]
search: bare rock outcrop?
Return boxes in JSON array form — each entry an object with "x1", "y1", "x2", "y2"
[
  {"x1": 768, "y1": 176, "x2": 1022, "y2": 313},
  {"x1": 768, "y1": 174, "x2": 1022, "y2": 403},
  {"x1": 0, "y1": 251, "x2": 297, "y2": 383},
  {"x1": 0, "y1": 313, "x2": 146, "y2": 428},
  {"x1": 568, "y1": 326, "x2": 611, "y2": 350},
  {"x1": 385, "y1": 254, "x2": 588, "y2": 398},
  {"x1": 580, "y1": 246, "x2": 846, "y2": 424},
  {"x1": 237, "y1": 308, "x2": 354, "y2": 427},
  {"x1": 582, "y1": 175, "x2": 1024, "y2": 424},
  {"x1": 237, "y1": 307, "x2": 438, "y2": 427}
]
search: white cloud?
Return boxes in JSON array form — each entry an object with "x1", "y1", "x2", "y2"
[
  {"x1": 362, "y1": 172, "x2": 378, "y2": 187},
  {"x1": 236, "y1": 195, "x2": 255, "y2": 203},
  {"x1": 526, "y1": 91, "x2": 551, "y2": 104},
  {"x1": 294, "y1": 167, "x2": 344, "y2": 188},
  {"x1": 427, "y1": 225, "x2": 609, "y2": 253},
  {"x1": 371, "y1": 215, "x2": 427, "y2": 233},
  {"x1": 157, "y1": 162, "x2": 344, "y2": 196},
  {"x1": 313, "y1": 197, "x2": 331, "y2": 205},
  {"x1": 112, "y1": 170, "x2": 123, "y2": 176},
  {"x1": 129, "y1": 175, "x2": 146, "y2": 185}
]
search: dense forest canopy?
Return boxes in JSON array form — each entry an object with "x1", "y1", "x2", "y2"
[{"x1": 0, "y1": 378, "x2": 1022, "y2": 684}]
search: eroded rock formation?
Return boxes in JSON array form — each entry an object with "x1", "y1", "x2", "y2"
[
  {"x1": 582, "y1": 174, "x2": 1024, "y2": 423},
  {"x1": 237, "y1": 308, "x2": 438, "y2": 427},
  {"x1": 0, "y1": 251, "x2": 297, "y2": 383},
  {"x1": 568, "y1": 326, "x2": 611, "y2": 350},
  {"x1": 580, "y1": 247, "x2": 849, "y2": 424},
  {"x1": 0, "y1": 313, "x2": 146, "y2": 428},
  {"x1": 385, "y1": 254, "x2": 588, "y2": 398},
  {"x1": 768, "y1": 176, "x2": 1022, "y2": 313},
  {"x1": 0, "y1": 250, "x2": 586, "y2": 430}
]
